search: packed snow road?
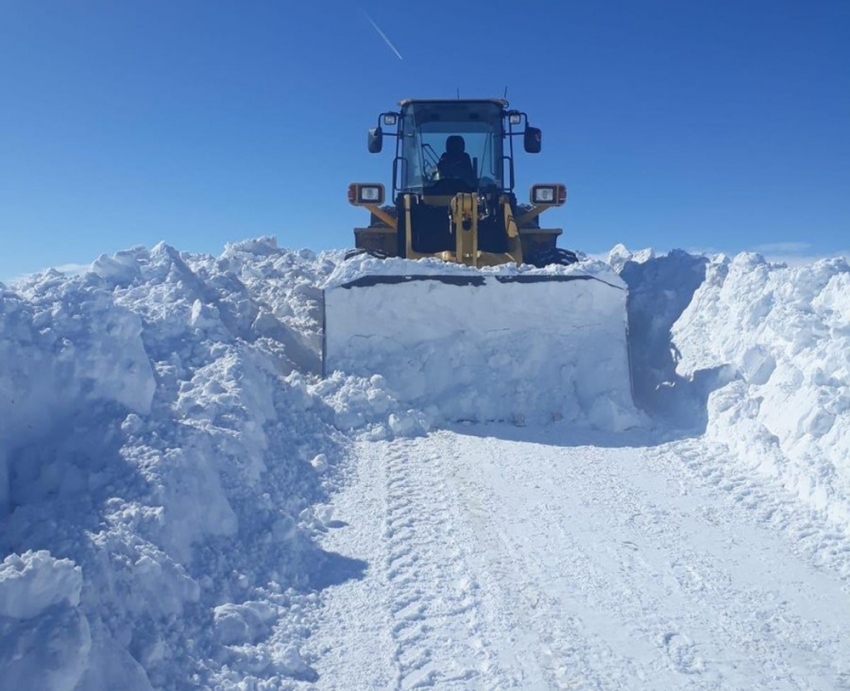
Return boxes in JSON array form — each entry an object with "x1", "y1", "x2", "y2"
[{"x1": 307, "y1": 427, "x2": 850, "y2": 690}]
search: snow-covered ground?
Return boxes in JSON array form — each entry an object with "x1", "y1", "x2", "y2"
[
  {"x1": 1, "y1": 238, "x2": 848, "y2": 689},
  {"x1": 311, "y1": 430, "x2": 850, "y2": 689}
]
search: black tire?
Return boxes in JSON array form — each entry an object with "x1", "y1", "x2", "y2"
[
  {"x1": 526, "y1": 247, "x2": 579, "y2": 268},
  {"x1": 344, "y1": 248, "x2": 389, "y2": 261}
]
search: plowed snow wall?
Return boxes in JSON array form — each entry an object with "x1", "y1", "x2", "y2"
[{"x1": 323, "y1": 275, "x2": 637, "y2": 429}]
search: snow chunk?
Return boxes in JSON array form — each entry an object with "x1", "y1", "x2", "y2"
[
  {"x1": 0, "y1": 551, "x2": 82, "y2": 620},
  {"x1": 213, "y1": 601, "x2": 276, "y2": 645},
  {"x1": 388, "y1": 411, "x2": 428, "y2": 437},
  {"x1": 310, "y1": 453, "x2": 329, "y2": 473},
  {"x1": 91, "y1": 248, "x2": 143, "y2": 285},
  {"x1": 279, "y1": 645, "x2": 310, "y2": 676},
  {"x1": 608, "y1": 243, "x2": 656, "y2": 272}
]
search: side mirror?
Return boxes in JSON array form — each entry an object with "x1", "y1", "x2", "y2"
[
  {"x1": 368, "y1": 127, "x2": 383, "y2": 153},
  {"x1": 524, "y1": 126, "x2": 542, "y2": 154}
]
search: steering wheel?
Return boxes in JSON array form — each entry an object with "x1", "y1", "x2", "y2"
[{"x1": 422, "y1": 160, "x2": 437, "y2": 181}]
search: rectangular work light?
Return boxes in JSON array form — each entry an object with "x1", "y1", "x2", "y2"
[
  {"x1": 347, "y1": 183, "x2": 385, "y2": 206},
  {"x1": 530, "y1": 184, "x2": 567, "y2": 206}
]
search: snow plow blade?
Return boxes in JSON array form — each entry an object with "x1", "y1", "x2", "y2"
[{"x1": 322, "y1": 259, "x2": 637, "y2": 428}]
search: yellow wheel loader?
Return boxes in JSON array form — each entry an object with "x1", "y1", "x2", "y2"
[
  {"x1": 346, "y1": 98, "x2": 576, "y2": 269},
  {"x1": 321, "y1": 99, "x2": 636, "y2": 427}
]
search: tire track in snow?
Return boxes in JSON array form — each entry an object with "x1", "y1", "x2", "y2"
[
  {"x1": 438, "y1": 428, "x2": 850, "y2": 690},
  {"x1": 311, "y1": 428, "x2": 850, "y2": 689},
  {"x1": 660, "y1": 437, "x2": 850, "y2": 585},
  {"x1": 441, "y1": 432, "x2": 648, "y2": 690},
  {"x1": 385, "y1": 430, "x2": 629, "y2": 689},
  {"x1": 379, "y1": 439, "x2": 514, "y2": 690}
]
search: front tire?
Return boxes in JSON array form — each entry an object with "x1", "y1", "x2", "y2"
[{"x1": 526, "y1": 247, "x2": 579, "y2": 268}]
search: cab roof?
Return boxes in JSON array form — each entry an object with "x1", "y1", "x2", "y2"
[{"x1": 398, "y1": 98, "x2": 509, "y2": 109}]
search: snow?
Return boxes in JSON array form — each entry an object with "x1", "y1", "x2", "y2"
[
  {"x1": 323, "y1": 252, "x2": 627, "y2": 289},
  {"x1": 0, "y1": 551, "x2": 82, "y2": 620},
  {"x1": 1, "y1": 237, "x2": 849, "y2": 689},
  {"x1": 674, "y1": 253, "x2": 850, "y2": 525},
  {"x1": 323, "y1": 254, "x2": 637, "y2": 429},
  {"x1": 618, "y1": 248, "x2": 850, "y2": 527},
  {"x1": 312, "y1": 431, "x2": 850, "y2": 689},
  {"x1": 0, "y1": 551, "x2": 90, "y2": 691},
  {"x1": 0, "y1": 239, "x2": 351, "y2": 690}
]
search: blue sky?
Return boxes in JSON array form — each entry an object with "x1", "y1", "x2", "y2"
[{"x1": 1, "y1": 0, "x2": 848, "y2": 279}]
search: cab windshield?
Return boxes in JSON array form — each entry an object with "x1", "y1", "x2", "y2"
[{"x1": 399, "y1": 101, "x2": 505, "y2": 193}]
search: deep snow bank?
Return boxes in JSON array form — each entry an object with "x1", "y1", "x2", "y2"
[
  {"x1": 0, "y1": 239, "x2": 430, "y2": 691},
  {"x1": 673, "y1": 252, "x2": 850, "y2": 526},
  {"x1": 617, "y1": 245, "x2": 850, "y2": 528}
]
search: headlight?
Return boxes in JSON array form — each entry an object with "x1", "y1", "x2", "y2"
[
  {"x1": 534, "y1": 187, "x2": 555, "y2": 203},
  {"x1": 360, "y1": 186, "x2": 381, "y2": 202},
  {"x1": 530, "y1": 184, "x2": 566, "y2": 206},
  {"x1": 348, "y1": 183, "x2": 385, "y2": 206}
]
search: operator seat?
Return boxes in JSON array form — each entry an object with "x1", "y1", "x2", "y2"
[{"x1": 437, "y1": 135, "x2": 476, "y2": 185}]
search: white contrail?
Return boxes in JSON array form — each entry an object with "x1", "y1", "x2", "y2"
[{"x1": 362, "y1": 9, "x2": 403, "y2": 60}]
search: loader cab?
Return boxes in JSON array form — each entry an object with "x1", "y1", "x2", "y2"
[
  {"x1": 398, "y1": 100, "x2": 505, "y2": 196},
  {"x1": 367, "y1": 99, "x2": 539, "y2": 197}
]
